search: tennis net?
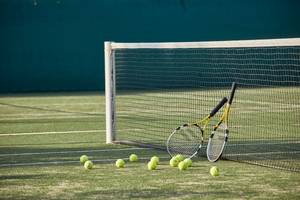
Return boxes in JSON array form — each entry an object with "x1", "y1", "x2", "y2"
[{"x1": 105, "y1": 38, "x2": 300, "y2": 172}]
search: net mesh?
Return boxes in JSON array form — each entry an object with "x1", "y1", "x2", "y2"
[{"x1": 110, "y1": 39, "x2": 300, "y2": 172}]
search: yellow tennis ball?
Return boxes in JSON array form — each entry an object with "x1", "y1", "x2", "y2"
[
  {"x1": 115, "y1": 159, "x2": 125, "y2": 168},
  {"x1": 129, "y1": 154, "x2": 138, "y2": 162},
  {"x1": 150, "y1": 156, "x2": 159, "y2": 164},
  {"x1": 183, "y1": 158, "x2": 192, "y2": 167},
  {"x1": 210, "y1": 166, "x2": 220, "y2": 176},
  {"x1": 147, "y1": 161, "x2": 157, "y2": 170},
  {"x1": 84, "y1": 160, "x2": 93, "y2": 170},
  {"x1": 178, "y1": 161, "x2": 188, "y2": 171},
  {"x1": 80, "y1": 155, "x2": 89, "y2": 164},
  {"x1": 169, "y1": 157, "x2": 179, "y2": 167},
  {"x1": 175, "y1": 154, "x2": 184, "y2": 162}
]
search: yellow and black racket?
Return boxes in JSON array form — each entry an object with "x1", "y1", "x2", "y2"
[
  {"x1": 207, "y1": 82, "x2": 237, "y2": 162},
  {"x1": 166, "y1": 97, "x2": 228, "y2": 158}
]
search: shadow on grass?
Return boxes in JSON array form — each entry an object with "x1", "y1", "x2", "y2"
[
  {"x1": 0, "y1": 174, "x2": 45, "y2": 180},
  {"x1": 1, "y1": 144, "x2": 298, "y2": 172},
  {"x1": 0, "y1": 146, "x2": 168, "y2": 168},
  {"x1": 79, "y1": 188, "x2": 227, "y2": 199},
  {"x1": 0, "y1": 141, "x2": 101, "y2": 147}
]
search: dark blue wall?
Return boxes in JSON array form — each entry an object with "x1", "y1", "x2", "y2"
[{"x1": 1, "y1": 0, "x2": 300, "y2": 92}]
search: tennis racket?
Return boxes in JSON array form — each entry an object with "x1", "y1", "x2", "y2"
[
  {"x1": 166, "y1": 97, "x2": 228, "y2": 159},
  {"x1": 207, "y1": 82, "x2": 237, "y2": 162}
]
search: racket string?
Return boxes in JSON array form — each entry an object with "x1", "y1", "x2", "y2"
[
  {"x1": 207, "y1": 126, "x2": 226, "y2": 161},
  {"x1": 167, "y1": 125, "x2": 203, "y2": 157}
]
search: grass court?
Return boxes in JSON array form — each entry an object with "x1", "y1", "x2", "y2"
[{"x1": 0, "y1": 90, "x2": 299, "y2": 199}]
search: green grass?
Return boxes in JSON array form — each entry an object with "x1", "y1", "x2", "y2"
[{"x1": 0, "y1": 91, "x2": 300, "y2": 199}]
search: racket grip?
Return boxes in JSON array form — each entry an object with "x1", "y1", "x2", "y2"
[
  {"x1": 210, "y1": 97, "x2": 228, "y2": 117},
  {"x1": 229, "y1": 82, "x2": 237, "y2": 104}
]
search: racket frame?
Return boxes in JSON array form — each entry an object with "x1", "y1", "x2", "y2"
[{"x1": 207, "y1": 82, "x2": 237, "y2": 162}]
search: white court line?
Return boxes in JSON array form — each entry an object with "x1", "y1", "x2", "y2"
[
  {"x1": 226, "y1": 151, "x2": 300, "y2": 157},
  {"x1": 0, "y1": 108, "x2": 297, "y2": 121},
  {"x1": 0, "y1": 102, "x2": 101, "y2": 107},
  {"x1": 0, "y1": 128, "x2": 142, "y2": 136},
  {"x1": 0, "y1": 130, "x2": 102, "y2": 136},
  {"x1": 226, "y1": 141, "x2": 300, "y2": 145},
  {"x1": 0, "y1": 113, "x2": 134, "y2": 121},
  {"x1": 235, "y1": 99, "x2": 300, "y2": 107},
  {"x1": 22, "y1": 102, "x2": 101, "y2": 106},
  {"x1": 0, "y1": 112, "x2": 103, "y2": 117},
  {"x1": 0, "y1": 111, "x2": 134, "y2": 120},
  {"x1": 0, "y1": 147, "x2": 150, "y2": 157},
  {"x1": 0, "y1": 160, "x2": 79, "y2": 167},
  {"x1": 232, "y1": 124, "x2": 300, "y2": 128},
  {"x1": 0, "y1": 115, "x2": 100, "y2": 121}
]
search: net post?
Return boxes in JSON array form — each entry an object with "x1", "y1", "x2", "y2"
[{"x1": 105, "y1": 41, "x2": 116, "y2": 144}]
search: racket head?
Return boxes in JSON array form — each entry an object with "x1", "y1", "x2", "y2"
[
  {"x1": 167, "y1": 123, "x2": 204, "y2": 158},
  {"x1": 207, "y1": 124, "x2": 227, "y2": 162}
]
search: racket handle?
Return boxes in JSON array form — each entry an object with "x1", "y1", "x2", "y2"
[
  {"x1": 229, "y1": 82, "x2": 237, "y2": 105},
  {"x1": 210, "y1": 97, "x2": 228, "y2": 117}
]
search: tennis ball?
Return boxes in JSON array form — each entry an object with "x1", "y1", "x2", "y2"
[
  {"x1": 183, "y1": 158, "x2": 192, "y2": 167},
  {"x1": 116, "y1": 159, "x2": 125, "y2": 168},
  {"x1": 80, "y1": 155, "x2": 89, "y2": 164},
  {"x1": 147, "y1": 161, "x2": 157, "y2": 170},
  {"x1": 150, "y1": 156, "x2": 159, "y2": 164},
  {"x1": 84, "y1": 160, "x2": 93, "y2": 170},
  {"x1": 174, "y1": 154, "x2": 184, "y2": 162},
  {"x1": 178, "y1": 161, "x2": 188, "y2": 171},
  {"x1": 129, "y1": 154, "x2": 138, "y2": 162},
  {"x1": 210, "y1": 166, "x2": 220, "y2": 177},
  {"x1": 169, "y1": 157, "x2": 179, "y2": 167}
]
